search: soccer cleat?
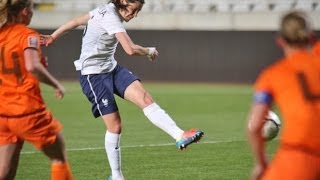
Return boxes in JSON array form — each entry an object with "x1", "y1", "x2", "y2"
[
  {"x1": 176, "y1": 129, "x2": 204, "y2": 150},
  {"x1": 108, "y1": 175, "x2": 125, "y2": 180}
]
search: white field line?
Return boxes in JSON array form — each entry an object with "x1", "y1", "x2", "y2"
[{"x1": 21, "y1": 140, "x2": 244, "y2": 155}]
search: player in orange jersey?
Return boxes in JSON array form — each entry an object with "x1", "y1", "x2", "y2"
[
  {"x1": 0, "y1": 0, "x2": 73, "y2": 179},
  {"x1": 247, "y1": 11, "x2": 320, "y2": 180}
]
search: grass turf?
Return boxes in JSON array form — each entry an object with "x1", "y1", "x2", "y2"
[{"x1": 16, "y1": 82, "x2": 278, "y2": 180}]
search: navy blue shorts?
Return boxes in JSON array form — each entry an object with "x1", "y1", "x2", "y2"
[{"x1": 79, "y1": 65, "x2": 139, "y2": 118}]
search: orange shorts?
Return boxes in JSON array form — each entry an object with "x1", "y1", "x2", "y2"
[
  {"x1": 262, "y1": 147, "x2": 320, "y2": 180},
  {"x1": 0, "y1": 109, "x2": 62, "y2": 150}
]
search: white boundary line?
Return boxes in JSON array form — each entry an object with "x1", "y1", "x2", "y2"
[{"x1": 21, "y1": 140, "x2": 244, "y2": 155}]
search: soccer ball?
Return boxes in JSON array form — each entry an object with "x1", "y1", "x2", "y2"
[{"x1": 263, "y1": 111, "x2": 281, "y2": 141}]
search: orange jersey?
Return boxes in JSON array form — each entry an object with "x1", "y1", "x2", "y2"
[
  {"x1": 254, "y1": 50, "x2": 320, "y2": 151},
  {"x1": 313, "y1": 41, "x2": 320, "y2": 56},
  {"x1": 0, "y1": 24, "x2": 45, "y2": 117}
]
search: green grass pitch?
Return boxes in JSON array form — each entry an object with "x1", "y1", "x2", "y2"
[{"x1": 16, "y1": 82, "x2": 278, "y2": 180}]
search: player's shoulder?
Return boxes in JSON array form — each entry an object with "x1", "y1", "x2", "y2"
[
  {"x1": 92, "y1": 3, "x2": 117, "y2": 16},
  {"x1": 92, "y1": 2, "x2": 122, "y2": 22},
  {"x1": 1, "y1": 24, "x2": 28, "y2": 36},
  {"x1": 13, "y1": 24, "x2": 37, "y2": 35},
  {"x1": 12, "y1": 25, "x2": 39, "y2": 43},
  {"x1": 254, "y1": 60, "x2": 285, "y2": 90},
  {"x1": 101, "y1": 3, "x2": 117, "y2": 13},
  {"x1": 0, "y1": 24, "x2": 38, "y2": 45},
  {"x1": 261, "y1": 58, "x2": 285, "y2": 76},
  {"x1": 12, "y1": 25, "x2": 40, "y2": 50}
]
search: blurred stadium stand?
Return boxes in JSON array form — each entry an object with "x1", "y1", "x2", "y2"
[
  {"x1": 31, "y1": 0, "x2": 320, "y2": 30},
  {"x1": 33, "y1": 0, "x2": 320, "y2": 13},
  {"x1": 33, "y1": 0, "x2": 320, "y2": 82}
]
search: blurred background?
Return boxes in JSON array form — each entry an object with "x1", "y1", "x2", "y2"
[{"x1": 31, "y1": 0, "x2": 320, "y2": 83}]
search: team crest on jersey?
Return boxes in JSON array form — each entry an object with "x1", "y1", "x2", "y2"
[{"x1": 28, "y1": 36, "x2": 38, "y2": 48}]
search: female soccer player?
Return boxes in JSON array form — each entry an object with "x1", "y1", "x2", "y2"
[
  {"x1": 0, "y1": 0, "x2": 73, "y2": 179},
  {"x1": 247, "y1": 11, "x2": 320, "y2": 180},
  {"x1": 41, "y1": 0, "x2": 204, "y2": 179}
]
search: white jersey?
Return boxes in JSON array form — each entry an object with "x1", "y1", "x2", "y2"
[{"x1": 74, "y1": 3, "x2": 126, "y2": 75}]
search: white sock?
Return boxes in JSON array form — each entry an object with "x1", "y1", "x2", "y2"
[
  {"x1": 105, "y1": 131, "x2": 123, "y2": 180},
  {"x1": 143, "y1": 103, "x2": 184, "y2": 140}
]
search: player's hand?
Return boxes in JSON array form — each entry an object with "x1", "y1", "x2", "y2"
[
  {"x1": 147, "y1": 47, "x2": 158, "y2": 61},
  {"x1": 251, "y1": 164, "x2": 267, "y2": 180},
  {"x1": 40, "y1": 35, "x2": 54, "y2": 46},
  {"x1": 54, "y1": 84, "x2": 65, "y2": 99}
]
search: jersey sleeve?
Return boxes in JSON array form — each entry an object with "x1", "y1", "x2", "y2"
[
  {"x1": 101, "y1": 14, "x2": 126, "y2": 35},
  {"x1": 20, "y1": 30, "x2": 41, "y2": 51},
  {"x1": 253, "y1": 69, "x2": 274, "y2": 105},
  {"x1": 90, "y1": 4, "x2": 126, "y2": 35},
  {"x1": 96, "y1": 5, "x2": 126, "y2": 35}
]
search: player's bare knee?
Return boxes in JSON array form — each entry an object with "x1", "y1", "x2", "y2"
[
  {"x1": 103, "y1": 115, "x2": 122, "y2": 133},
  {"x1": 142, "y1": 92, "x2": 154, "y2": 106},
  {"x1": 42, "y1": 137, "x2": 67, "y2": 163},
  {"x1": 107, "y1": 123, "x2": 122, "y2": 134}
]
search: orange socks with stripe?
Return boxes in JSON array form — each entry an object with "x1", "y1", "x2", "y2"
[{"x1": 51, "y1": 162, "x2": 73, "y2": 180}]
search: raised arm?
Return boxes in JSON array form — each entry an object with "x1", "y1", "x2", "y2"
[
  {"x1": 115, "y1": 32, "x2": 158, "y2": 61},
  {"x1": 40, "y1": 13, "x2": 91, "y2": 46}
]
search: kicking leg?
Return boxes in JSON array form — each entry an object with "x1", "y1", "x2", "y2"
[
  {"x1": 124, "y1": 80, "x2": 184, "y2": 140},
  {"x1": 124, "y1": 80, "x2": 204, "y2": 149}
]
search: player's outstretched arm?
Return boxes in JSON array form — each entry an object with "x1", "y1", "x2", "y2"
[
  {"x1": 40, "y1": 13, "x2": 91, "y2": 46},
  {"x1": 115, "y1": 32, "x2": 158, "y2": 61},
  {"x1": 24, "y1": 48, "x2": 65, "y2": 99}
]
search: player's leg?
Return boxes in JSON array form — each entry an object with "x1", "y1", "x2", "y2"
[
  {"x1": 0, "y1": 141, "x2": 23, "y2": 180},
  {"x1": 80, "y1": 73, "x2": 124, "y2": 180},
  {"x1": 124, "y1": 80, "x2": 184, "y2": 139},
  {"x1": 0, "y1": 118, "x2": 24, "y2": 180},
  {"x1": 14, "y1": 110, "x2": 73, "y2": 180},
  {"x1": 124, "y1": 80, "x2": 204, "y2": 149},
  {"x1": 42, "y1": 133, "x2": 73, "y2": 180},
  {"x1": 112, "y1": 65, "x2": 184, "y2": 140},
  {"x1": 112, "y1": 65, "x2": 204, "y2": 149},
  {"x1": 102, "y1": 112, "x2": 123, "y2": 180}
]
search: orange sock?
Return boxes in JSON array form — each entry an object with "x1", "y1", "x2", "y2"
[{"x1": 51, "y1": 162, "x2": 73, "y2": 180}]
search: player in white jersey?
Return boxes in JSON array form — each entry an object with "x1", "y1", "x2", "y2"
[{"x1": 41, "y1": 0, "x2": 204, "y2": 179}]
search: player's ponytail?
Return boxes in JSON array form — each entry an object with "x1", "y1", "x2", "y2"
[
  {"x1": 0, "y1": 0, "x2": 9, "y2": 28},
  {"x1": 280, "y1": 11, "x2": 313, "y2": 47},
  {"x1": 0, "y1": 0, "x2": 31, "y2": 27}
]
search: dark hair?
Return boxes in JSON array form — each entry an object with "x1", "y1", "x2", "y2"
[
  {"x1": 109, "y1": 0, "x2": 144, "y2": 10},
  {"x1": 280, "y1": 11, "x2": 313, "y2": 47},
  {"x1": 0, "y1": 0, "x2": 31, "y2": 27}
]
